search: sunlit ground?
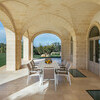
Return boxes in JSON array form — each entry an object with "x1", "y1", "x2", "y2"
[
  {"x1": 5, "y1": 81, "x2": 49, "y2": 100},
  {"x1": 0, "y1": 59, "x2": 100, "y2": 100},
  {"x1": 0, "y1": 59, "x2": 45, "y2": 85}
]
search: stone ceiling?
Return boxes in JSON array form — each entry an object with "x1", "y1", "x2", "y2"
[{"x1": 0, "y1": 0, "x2": 100, "y2": 40}]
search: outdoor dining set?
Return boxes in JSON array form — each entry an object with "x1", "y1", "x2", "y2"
[{"x1": 27, "y1": 58, "x2": 72, "y2": 91}]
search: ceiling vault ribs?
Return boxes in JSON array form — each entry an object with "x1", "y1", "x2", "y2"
[
  {"x1": 0, "y1": 0, "x2": 100, "y2": 39},
  {"x1": 21, "y1": 13, "x2": 74, "y2": 35},
  {"x1": 0, "y1": 3, "x2": 16, "y2": 33},
  {"x1": 0, "y1": 0, "x2": 28, "y2": 7}
]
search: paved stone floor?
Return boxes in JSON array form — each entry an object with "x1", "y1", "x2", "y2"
[{"x1": 0, "y1": 67, "x2": 100, "y2": 100}]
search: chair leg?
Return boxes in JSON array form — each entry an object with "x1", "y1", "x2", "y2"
[
  {"x1": 67, "y1": 76, "x2": 69, "y2": 82},
  {"x1": 56, "y1": 75, "x2": 58, "y2": 85},
  {"x1": 39, "y1": 75, "x2": 41, "y2": 85},
  {"x1": 39, "y1": 74, "x2": 43, "y2": 85},
  {"x1": 68, "y1": 74, "x2": 71, "y2": 86},
  {"x1": 27, "y1": 75, "x2": 30, "y2": 85},
  {"x1": 54, "y1": 74, "x2": 57, "y2": 91}
]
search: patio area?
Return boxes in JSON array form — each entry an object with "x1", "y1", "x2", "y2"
[
  {"x1": 0, "y1": 63, "x2": 100, "y2": 100},
  {"x1": 0, "y1": 0, "x2": 100, "y2": 100}
]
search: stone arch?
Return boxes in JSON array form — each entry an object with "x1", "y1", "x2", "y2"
[
  {"x1": 31, "y1": 30, "x2": 63, "y2": 42},
  {"x1": 87, "y1": 22, "x2": 100, "y2": 39},
  {"x1": 22, "y1": 13, "x2": 77, "y2": 67},
  {"x1": 0, "y1": 3, "x2": 16, "y2": 33},
  {"x1": 32, "y1": 31, "x2": 62, "y2": 60},
  {"x1": 30, "y1": 28, "x2": 76, "y2": 67}
]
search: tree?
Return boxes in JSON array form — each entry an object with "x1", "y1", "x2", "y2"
[
  {"x1": 0, "y1": 43, "x2": 6, "y2": 53},
  {"x1": 37, "y1": 44, "x2": 44, "y2": 55},
  {"x1": 33, "y1": 46, "x2": 39, "y2": 55},
  {"x1": 33, "y1": 42, "x2": 61, "y2": 55}
]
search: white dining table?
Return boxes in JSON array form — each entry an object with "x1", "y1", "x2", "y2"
[{"x1": 38, "y1": 61, "x2": 59, "y2": 81}]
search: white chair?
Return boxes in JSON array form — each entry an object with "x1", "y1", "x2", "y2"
[
  {"x1": 30, "y1": 60, "x2": 38, "y2": 70},
  {"x1": 27, "y1": 63, "x2": 43, "y2": 85},
  {"x1": 62, "y1": 60, "x2": 67, "y2": 66},
  {"x1": 55, "y1": 62, "x2": 71, "y2": 89},
  {"x1": 60, "y1": 59, "x2": 67, "y2": 68}
]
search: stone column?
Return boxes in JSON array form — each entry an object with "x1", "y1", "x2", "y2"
[
  {"x1": 75, "y1": 34, "x2": 87, "y2": 69},
  {"x1": 29, "y1": 39, "x2": 33, "y2": 60},
  {"x1": 15, "y1": 34, "x2": 22, "y2": 70},
  {"x1": 6, "y1": 29, "x2": 22, "y2": 71},
  {"x1": 23, "y1": 36, "x2": 29, "y2": 61},
  {"x1": 31, "y1": 41, "x2": 33, "y2": 60},
  {"x1": 61, "y1": 41, "x2": 64, "y2": 61},
  {"x1": 73, "y1": 38, "x2": 77, "y2": 68},
  {"x1": 6, "y1": 29, "x2": 16, "y2": 71}
]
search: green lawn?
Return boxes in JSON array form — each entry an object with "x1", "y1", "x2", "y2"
[
  {"x1": 0, "y1": 53, "x2": 6, "y2": 67},
  {"x1": 33, "y1": 55, "x2": 41, "y2": 59},
  {"x1": 33, "y1": 55, "x2": 61, "y2": 59},
  {"x1": 0, "y1": 52, "x2": 23, "y2": 67}
]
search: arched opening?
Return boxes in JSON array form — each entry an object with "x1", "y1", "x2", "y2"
[
  {"x1": 88, "y1": 26, "x2": 100, "y2": 75},
  {"x1": 33, "y1": 33, "x2": 61, "y2": 64},
  {"x1": 0, "y1": 21, "x2": 18, "y2": 71}
]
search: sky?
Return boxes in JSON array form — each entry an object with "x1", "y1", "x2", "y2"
[
  {"x1": 0, "y1": 22, "x2": 6, "y2": 43},
  {"x1": 33, "y1": 33, "x2": 61, "y2": 47}
]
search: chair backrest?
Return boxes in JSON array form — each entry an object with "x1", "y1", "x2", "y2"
[
  {"x1": 62, "y1": 60, "x2": 66, "y2": 66},
  {"x1": 65, "y1": 62, "x2": 71, "y2": 71},
  {"x1": 27, "y1": 63, "x2": 31, "y2": 72},
  {"x1": 32, "y1": 60, "x2": 35, "y2": 66},
  {"x1": 30, "y1": 60, "x2": 35, "y2": 68}
]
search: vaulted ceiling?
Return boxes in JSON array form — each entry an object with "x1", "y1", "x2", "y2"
[{"x1": 0, "y1": 0, "x2": 100, "y2": 40}]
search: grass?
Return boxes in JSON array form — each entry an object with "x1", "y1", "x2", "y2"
[
  {"x1": 0, "y1": 52, "x2": 23, "y2": 67},
  {"x1": 0, "y1": 53, "x2": 6, "y2": 67},
  {"x1": 33, "y1": 55, "x2": 41, "y2": 59},
  {"x1": 33, "y1": 55, "x2": 61, "y2": 59}
]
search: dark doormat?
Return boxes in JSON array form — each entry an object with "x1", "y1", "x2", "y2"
[
  {"x1": 69, "y1": 69, "x2": 86, "y2": 77},
  {"x1": 87, "y1": 90, "x2": 100, "y2": 100}
]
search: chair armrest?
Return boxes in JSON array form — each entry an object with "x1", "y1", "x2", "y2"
[{"x1": 30, "y1": 70, "x2": 38, "y2": 73}]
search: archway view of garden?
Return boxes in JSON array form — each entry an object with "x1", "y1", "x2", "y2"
[
  {"x1": 0, "y1": 21, "x2": 23, "y2": 68},
  {"x1": 33, "y1": 33, "x2": 61, "y2": 64}
]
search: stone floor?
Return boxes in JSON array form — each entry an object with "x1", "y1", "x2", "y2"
[{"x1": 0, "y1": 66, "x2": 100, "y2": 100}]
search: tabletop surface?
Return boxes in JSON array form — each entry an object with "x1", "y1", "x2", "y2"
[{"x1": 38, "y1": 61, "x2": 59, "y2": 69}]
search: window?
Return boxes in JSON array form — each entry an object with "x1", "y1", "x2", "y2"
[
  {"x1": 71, "y1": 37, "x2": 73, "y2": 55},
  {"x1": 95, "y1": 40, "x2": 100, "y2": 63},
  {"x1": 90, "y1": 40, "x2": 94, "y2": 61},
  {"x1": 89, "y1": 26, "x2": 99, "y2": 38},
  {"x1": 89, "y1": 26, "x2": 100, "y2": 63}
]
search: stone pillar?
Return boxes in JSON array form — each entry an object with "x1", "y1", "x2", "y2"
[
  {"x1": 15, "y1": 34, "x2": 22, "y2": 70},
  {"x1": 31, "y1": 41, "x2": 33, "y2": 59},
  {"x1": 65, "y1": 37, "x2": 70, "y2": 61},
  {"x1": 6, "y1": 29, "x2": 22, "y2": 71},
  {"x1": 75, "y1": 34, "x2": 87, "y2": 69},
  {"x1": 61, "y1": 41, "x2": 64, "y2": 61},
  {"x1": 29, "y1": 39, "x2": 33, "y2": 60},
  {"x1": 73, "y1": 38, "x2": 77, "y2": 68},
  {"x1": 61, "y1": 39, "x2": 68, "y2": 62},
  {"x1": 6, "y1": 28, "x2": 16, "y2": 71},
  {"x1": 23, "y1": 36, "x2": 29, "y2": 61}
]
